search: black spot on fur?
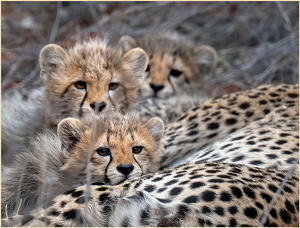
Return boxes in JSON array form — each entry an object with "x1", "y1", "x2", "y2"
[
  {"x1": 264, "y1": 109, "x2": 270, "y2": 114},
  {"x1": 244, "y1": 207, "x2": 257, "y2": 219},
  {"x1": 71, "y1": 191, "x2": 83, "y2": 198},
  {"x1": 276, "y1": 140, "x2": 287, "y2": 145},
  {"x1": 179, "y1": 180, "x2": 189, "y2": 185},
  {"x1": 183, "y1": 195, "x2": 198, "y2": 204},
  {"x1": 270, "y1": 208, "x2": 277, "y2": 218},
  {"x1": 231, "y1": 155, "x2": 245, "y2": 162},
  {"x1": 60, "y1": 201, "x2": 67, "y2": 208},
  {"x1": 221, "y1": 144, "x2": 232, "y2": 149},
  {"x1": 191, "y1": 182, "x2": 205, "y2": 189},
  {"x1": 208, "y1": 122, "x2": 219, "y2": 130},
  {"x1": 170, "y1": 187, "x2": 183, "y2": 196},
  {"x1": 208, "y1": 178, "x2": 224, "y2": 183},
  {"x1": 188, "y1": 114, "x2": 197, "y2": 121},
  {"x1": 202, "y1": 191, "x2": 216, "y2": 202},
  {"x1": 249, "y1": 160, "x2": 264, "y2": 165},
  {"x1": 285, "y1": 200, "x2": 295, "y2": 214},
  {"x1": 177, "y1": 204, "x2": 191, "y2": 219},
  {"x1": 261, "y1": 192, "x2": 272, "y2": 203},
  {"x1": 226, "y1": 118, "x2": 237, "y2": 125},
  {"x1": 177, "y1": 114, "x2": 187, "y2": 121},
  {"x1": 231, "y1": 135, "x2": 245, "y2": 141},
  {"x1": 220, "y1": 192, "x2": 232, "y2": 202},
  {"x1": 266, "y1": 154, "x2": 279, "y2": 159},
  {"x1": 63, "y1": 209, "x2": 78, "y2": 220},
  {"x1": 260, "y1": 137, "x2": 273, "y2": 142},
  {"x1": 207, "y1": 132, "x2": 218, "y2": 138},
  {"x1": 239, "y1": 102, "x2": 250, "y2": 109},
  {"x1": 270, "y1": 146, "x2": 281, "y2": 150},
  {"x1": 202, "y1": 206, "x2": 211, "y2": 214},
  {"x1": 288, "y1": 93, "x2": 298, "y2": 98},
  {"x1": 96, "y1": 187, "x2": 109, "y2": 191},
  {"x1": 268, "y1": 184, "x2": 278, "y2": 193},
  {"x1": 157, "y1": 187, "x2": 167, "y2": 193},
  {"x1": 49, "y1": 210, "x2": 60, "y2": 216},
  {"x1": 190, "y1": 174, "x2": 203, "y2": 179},
  {"x1": 259, "y1": 100, "x2": 267, "y2": 104},
  {"x1": 206, "y1": 169, "x2": 221, "y2": 174},
  {"x1": 187, "y1": 130, "x2": 199, "y2": 136},
  {"x1": 165, "y1": 179, "x2": 178, "y2": 186},
  {"x1": 229, "y1": 218, "x2": 237, "y2": 227},
  {"x1": 228, "y1": 206, "x2": 238, "y2": 215},
  {"x1": 230, "y1": 186, "x2": 243, "y2": 198},
  {"x1": 215, "y1": 206, "x2": 225, "y2": 216},
  {"x1": 249, "y1": 148, "x2": 261, "y2": 152},
  {"x1": 243, "y1": 187, "x2": 256, "y2": 199},
  {"x1": 286, "y1": 157, "x2": 297, "y2": 164},
  {"x1": 255, "y1": 202, "x2": 264, "y2": 209},
  {"x1": 280, "y1": 209, "x2": 291, "y2": 224},
  {"x1": 99, "y1": 193, "x2": 109, "y2": 203},
  {"x1": 231, "y1": 111, "x2": 239, "y2": 116},
  {"x1": 144, "y1": 185, "x2": 156, "y2": 193}
]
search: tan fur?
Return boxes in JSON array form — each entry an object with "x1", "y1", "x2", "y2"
[
  {"x1": 40, "y1": 39, "x2": 148, "y2": 126},
  {"x1": 119, "y1": 32, "x2": 217, "y2": 98},
  {"x1": 161, "y1": 83, "x2": 299, "y2": 167},
  {"x1": 4, "y1": 162, "x2": 298, "y2": 227},
  {"x1": 1, "y1": 112, "x2": 164, "y2": 217}
]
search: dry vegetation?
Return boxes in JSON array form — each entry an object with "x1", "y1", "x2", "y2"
[{"x1": 1, "y1": 1, "x2": 299, "y2": 97}]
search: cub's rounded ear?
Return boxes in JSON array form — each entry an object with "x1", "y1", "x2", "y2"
[
  {"x1": 119, "y1": 35, "x2": 137, "y2": 53},
  {"x1": 57, "y1": 117, "x2": 85, "y2": 151},
  {"x1": 122, "y1": 47, "x2": 148, "y2": 82},
  {"x1": 194, "y1": 45, "x2": 218, "y2": 77},
  {"x1": 145, "y1": 117, "x2": 164, "y2": 142},
  {"x1": 39, "y1": 44, "x2": 67, "y2": 76}
]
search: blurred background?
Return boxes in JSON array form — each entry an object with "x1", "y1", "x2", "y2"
[{"x1": 1, "y1": 1, "x2": 299, "y2": 97}]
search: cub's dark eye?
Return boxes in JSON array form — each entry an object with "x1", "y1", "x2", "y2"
[
  {"x1": 74, "y1": 81, "x2": 86, "y2": 89},
  {"x1": 170, "y1": 69, "x2": 182, "y2": 77},
  {"x1": 109, "y1": 82, "x2": 119, "y2": 90},
  {"x1": 145, "y1": 65, "x2": 150, "y2": 72},
  {"x1": 132, "y1": 146, "x2": 143, "y2": 154},
  {"x1": 96, "y1": 148, "x2": 111, "y2": 156}
]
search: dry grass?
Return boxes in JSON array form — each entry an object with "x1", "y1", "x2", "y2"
[{"x1": 1, "y1": 1, "x2": 299, "y2": 96}]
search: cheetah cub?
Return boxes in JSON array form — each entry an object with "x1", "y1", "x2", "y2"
[
  {"x1": 119, "y1": 32, "x2": 218, "y2": 99},
  {"x1": 40, "y1": 39, "x2": 148, "y2": 126},
  {"x1": 2, "y1": 39, "x2": 148, "y2": 165},
  {"x1": 1, "y1": 112, "x2": 164, "y2": 217}
]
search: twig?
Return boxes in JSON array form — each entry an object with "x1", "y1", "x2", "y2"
[
  {"x1": 259, "y1": 162, "x2": 298, "y2": 227},
  {"x1": 275, "y1": 2, "x2": 293, "y2": 33}
]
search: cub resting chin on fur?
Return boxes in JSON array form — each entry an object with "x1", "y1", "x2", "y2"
[{"x1": 1, "y1": 112, "x2": 164, "y2": 217}]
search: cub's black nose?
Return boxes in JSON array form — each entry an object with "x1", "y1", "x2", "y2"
[
  {"x1": 117, "y1": 164, "x2": 134, "y2": 175},
  {"x1": 150, "y1": 83, "x2": 164, "y2": 93},
  {"x1": 90, "y1": 102, "x2": 107, "y2": 112}
]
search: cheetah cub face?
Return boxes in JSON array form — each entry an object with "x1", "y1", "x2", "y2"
[
  {"x1": 40, "y1": 39, "x2": 148, "y2": 125},
  {"x1": 120, "y1": 33, "x2": 217, "y2": 98},
  {"x1": 58, "y1": 113, "x2": 164, "y2": 185}
]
